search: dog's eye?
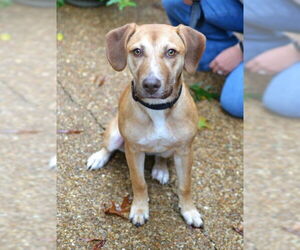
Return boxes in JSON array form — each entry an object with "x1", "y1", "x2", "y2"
[
  {"x1": 133, "y1": 48, "x2": 142, "y2": 57},
  {"x1": 166, "y1": 49, "x2": 177, "y2": 57}
]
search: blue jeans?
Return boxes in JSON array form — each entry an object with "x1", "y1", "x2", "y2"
[
  {"x1": 221, "y1": 63, "x2": 244, "y2": 118},
  {"x1": 245, "y1": 0, "x2": 300, "y2": 117},
  {"x1": 162, "y1": 0, "x2": 244, "y2": 118},
  {"x1": 245, "y1": 0, "x2": 300, "y2": 61},
  {"x1": 263, "y1": 63, "x2": 300, "y2": 118}
]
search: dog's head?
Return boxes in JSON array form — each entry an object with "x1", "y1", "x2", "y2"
[{"x1": 106, "y1": 23, "x2": 206, "y2": 101}]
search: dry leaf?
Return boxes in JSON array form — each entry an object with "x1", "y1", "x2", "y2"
[
  {"x1": 233, "y1": 224, "x2": 243, "y2": 236},
  {"x1": 80, "y1": 238, "x2": 106, "y2": 249},
  {"x1": 104, "y1": 195, "x2": 132, "y2": 219},
  {"x1": 57, "y1": 129, "x2": 83, "y2": 134},
  {"x1": 80, "y1": 238, "x2": 103, "y2": 243},
  {"x1": 120, "y1": 195, "x2": 132, "y2": 212},
  {"x1": 0, "y1": 129, "x2": 40, "y2": 134},
  {"x1": 94, "y1": 75, "x2": 106, "y2": 87},
  {"x1": 0, "y1": 33, "x2": 11, "y2": 41},
  {"x1": 57, "y1": 33, "x2": 64, "y2": 41},
  {"x1": 93, "y1": 240, "x2": 106, "y2": 250},
  {"x1": 104, "y1": 201, "x2": 126, "y2": 218},
  {"x1": 282, "y1": 222, "x2": 300, "y2": 237},
  {"x1": 198, "y1": 117, "x2": 211, "y2": 129}
]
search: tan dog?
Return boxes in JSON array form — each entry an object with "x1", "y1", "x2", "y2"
[{"x1": 87, "y1": 23, "x2": 206, "y2": 227}]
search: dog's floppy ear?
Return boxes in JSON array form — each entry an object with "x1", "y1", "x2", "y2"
[
  {"x1": 177, "y1": 24, "x2": 206, "y2": 73},
  {"x1": 105, "y1": 23, "x2": 136, "y2": 71}
]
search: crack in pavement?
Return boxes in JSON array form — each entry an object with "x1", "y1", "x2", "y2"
[
  {"x1": 0, "y1": 80, "x2": 36, "y2": 106},
  {"x1": 58, "y1": 80, "x2": 105, "y2": 131},
  {"x1": 203, "y1": 233, "x2": 218, "y2": 250}
]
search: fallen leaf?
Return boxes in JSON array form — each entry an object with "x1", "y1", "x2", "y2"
[
  {"x1": 198, "y1": 117, "x2": 210, "y2": 129},
  {"x1": 80, "y1": 238, "x2": 106, "y2": 249},
  {"x1": 190, "y1": 83, "x2": 219, "y2": 102},
  {"x1": 104, "y1": 195, "x2": 132, "y2": 219},
  {"x1": 282, "y1": 222, "x2": 300, "y2": 237},
  {"x1": 80, "y1": 238, "x2": 103, "y2": 243},
  {"x1": 94, "y1": 75, "x2": 106, "y2": 87},
  {"x1": 232, "y1": 224, "x2": 243, "y2": 236},
  {"x1": 0, "y1": 33, "x2": 11, "y2": 41},
  {"x1": 93, "y1": 239, "x2": 106, "y2": 250},
  {"x1": 104, "y1": 201, "x2": 126, "y2": 218},
  {"x1": 0, "y1": 129, "x2": 40, "y2": 134},
  {"x1": 120, "y1": 195, "x2": 132, "y2": 212},
  {"x1": 57, "y1": 129, "x2": 83, "y2": 134},
  {"x1": 57, "y1": 33, "x2": 64, "y2": 41}
]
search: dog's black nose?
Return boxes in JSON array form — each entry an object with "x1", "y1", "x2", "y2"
[{"x1": 142, "y1": 77, "x2": 161, "y2": 94}]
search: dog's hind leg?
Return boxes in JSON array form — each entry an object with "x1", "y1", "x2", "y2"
[
  {"x1": 87, "y1": 114, "x2": 123, "y2": 170},
  {"x1": 151, "y1": 156, "x2": 169, "y2": 184}
]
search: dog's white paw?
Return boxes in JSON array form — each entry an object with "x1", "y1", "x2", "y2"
[
  {"x1": 48, "y1": 155, "x2": 57, "y2": 169},
  {"x1": 182, "y1": 209, "x2": 203, "y2": 228},
  {"x1": 152, "y1": 165, "x2": 169, "y2": 184},
  {"x1": 87, "y1": 149, "x2": 110, "y2": 170},
  {"x1": 129, "y1": 203, "x2": 149, "y2": 227}
]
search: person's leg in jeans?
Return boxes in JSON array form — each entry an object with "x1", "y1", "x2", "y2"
[
  {"x1": 220, "y1": 63, "x2": 244, "y2": 118},
  {"x1": 162, "y1": 0, "x2": 190, "y2": 26},
  {"x1": 262, "y1": 63, "x2": 300, "y2": 118}
]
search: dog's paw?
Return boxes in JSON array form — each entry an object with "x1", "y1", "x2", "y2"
[
  {"x1": 129, "y1": 203, "x2": 149, "y2": 227},
  {"x1": 181, "y1": 209, "x2": 203, "y2": 228},
  {"x1": 152, "y1": 165, "x2": 169, "y2": 184},
  {"x1": 48, "y1": 155, "x2": 57, "y2": 170},
  {"x1": 87, "y1": 149, "x2": 110, "y2": 170}
]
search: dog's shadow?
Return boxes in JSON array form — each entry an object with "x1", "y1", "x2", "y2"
[
  {"x1": 107, "y1": 150, "x2": 155, "y2": 180},
  {"x1": 109, "y1": 150, "x2": 176, "y2": 184},
  {"x1": 106, "y1": 150, "x2": 179, "y2": 207}
]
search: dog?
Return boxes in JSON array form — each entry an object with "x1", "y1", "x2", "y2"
[{"x1": 87, "y1": 23, "x2": 206, "y2": 227}]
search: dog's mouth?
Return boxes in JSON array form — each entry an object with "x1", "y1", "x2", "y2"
[
  {"x1": 145, "y1": 87, "x2": 173, "y2": 99},
  {"x1": 133, "y1": 85, "x2": 173, "y2": 100}
]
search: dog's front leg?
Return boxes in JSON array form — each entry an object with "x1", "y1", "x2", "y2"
[
  {"x1": 174, "y1": 146, "x2": 203, "y2": 228},
  {"x1": 125, "y1": 142, "x2": 149, "y2": 227}
]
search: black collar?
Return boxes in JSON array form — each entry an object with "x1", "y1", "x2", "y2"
[{"x1": 131, "y1": 81, "x2": 183, "y2": 110}]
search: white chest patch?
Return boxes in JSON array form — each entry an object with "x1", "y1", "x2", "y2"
[{"x1": 138, "y1": 109, "x2": 176, "y2": 152}]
